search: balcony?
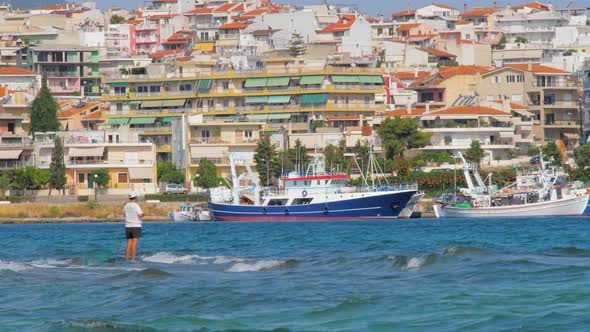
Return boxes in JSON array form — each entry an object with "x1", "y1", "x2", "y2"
[
  {"x1": 543, "y1": 120, "x2": 580, "y2": 128},
  {"x1": 191, "y1": 157, "x2": 230, "y2": 166},
  {"x1": 45, "y1": 71, "x2": 79, "y2": 78},
  {"x1": 66, "y1": 159, "x2": 155, "y2": 167},
  {"x1": 532, "y1": 80, "x2": 578, "y2": 89},
  {"x1": 190, "y1": 137, "x2": 259, "y2": 145},
  {"x1": 49, "y1": 85, "x2": 80, "y2": 93}
]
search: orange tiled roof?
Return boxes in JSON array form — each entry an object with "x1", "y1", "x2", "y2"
[
  {"x1": 147, "y1": 14, "x2": 178, "y2": 20},
  {"x1": 176, "y1": 56, "x2": 192, "y2": 61},
  {"x1": 58, "y1": 102, "x2": 102, "y2": 118},
  {"x1": 417, "y1": 47, "x2": 455, "y2": 57},
  {"x1": 214, "y1": 3, "x2": 238, "y2": 12},
  {"x1": 504, "y1": 64, "x2": 569, "y2": 74},
  {"x1": 317, "y1": 14, "x2": 356, "y2": 33},
  {"x1": 124, "y1": 19, "x2": 143, "y2": 25},
  {"x1": 382, "y1": 108, "x2": 428, "y2": 117},
  {"x1": 0, "y1": 66, "x2": 36, "y2": 75},
  {"x1": 392, "y1": 71, "x2": 431, "y2": 80},
  {"x1": 243, "y1": 8, "x2": 268, "y2": 16},
  {"x1": 511, "y1": 2, "x2": 550, "y2": 10},
  {"x1": 391, "y1": 9, "x2": 416, "y2": 17},
  {"x1": 81, "y1": 109, "x2": 105, "y2": 120},
  {"x1": 397, "y1": 23, "x2": 421, "y2": 32},
  {"x1": 218, "y1": 22, "x2": 249, "y2": 29},
  {"x1": 184, "y1": 8, "x2": 214, "y2": 15},
  {"x1": 491, "y1": 100, "x2": 528, "y2": 109},
  {"x1": 429, "y1": 106, "x2": 511, "y2": 116},
  {"x1": 149, "y1": 49, "x2": 185, "y2": 59},
  {"x1": 461, "y1": 7, "x2": 501, "y2": 17},
  {"x1": 230, "y1": 3, "x2": 247, "y2": 12},
  {"x1": 439, "y1": 65, "x2": 490, "y2": 78}
]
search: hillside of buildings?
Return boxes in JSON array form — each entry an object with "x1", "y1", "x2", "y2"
[{"x1": 0, "y1": 0, "x2": 589, "y2": 197}]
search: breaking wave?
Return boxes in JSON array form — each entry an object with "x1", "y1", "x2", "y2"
[
  {"x1": 0, "y1": 258, "x2": 80, "y2": 272},
  {"x1": 141, "y1": 252, "x2": 245, "y2": 265},
  {"x1": 227, "y1": 259, "x2": 300, "y2": 272}
]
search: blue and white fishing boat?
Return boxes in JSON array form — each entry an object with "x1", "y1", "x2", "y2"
[{"x1": 208, "y1": 152, "x2": 423, "y2": 221}]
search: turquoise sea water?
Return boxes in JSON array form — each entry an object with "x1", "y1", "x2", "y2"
[{"x1": 1, "y1": 218, "x2": 590, "y2": 331}]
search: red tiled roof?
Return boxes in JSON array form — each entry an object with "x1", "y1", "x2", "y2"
[
  {"x1": 184, "y1": 8, "x2": 214, "y2": 15},
  {"x1": 176, "y1": 56, "x2": 192, "y2": 61},
  {"x1": 149, "y1": 49, "x2": 185, "y2": 59},
  {"x1": 147, "y1": 14, "x2": 178, "y2": 20},
  {"x1": 230, "y1": 3, "x2": 247, "y2": 12},
  {"x1": 82, "y1": 109, "x2": 105, "y2": 120},
  {"x1": 124, "y1": 19, "x2": 144, "y2": 25},
  {"x1": 491, "y1": 100, "x2": 528, "y2": 109},
  {"x1": 511, "y1": 2, "x2": 550, "y2": 10},
  {"x1": 429, "y1": 106, "x2": 511, "y2": 116},
  {"x1": 461, "y1": 7, "x2": 501, "y2": 17},
  {"x1": 504, "y1": 64, "x2": 569, "y2": 74},
  {"x1": 58, "y1": 102, "x2": 101, "y2": 118},
  {"x1": 439, "y1": 65, "x2": 490, "y2": 78},
  {"x1": 218, "y1": 22, "x2": 249, "y2": 29},
  {"x1": 243, "y1": 8, "x2": 268, "y2": 16},
  {"x1": 317, "y1": 14, "x2": 356, "y2": 33},
  {"x1": 391, "y1": 71, "x2": 431, "y2": 80},
  {"x1": 214, "y1": 3, "x2": 238, "y2": 12},
  {"x1": 0, "y1": 66, "x2": 36, "y2": 75},
  {"x1": 382, "y1": 108, "x2": 428, "y2": 117},
  {"x1": 417, "y1": 47, "x2": 456, "y2": 57},
  {"x1": 391, "y1": 9, "x2": 416, "y2": 18},
  {"x1": 397, "y1": 23, "x2": 421, "y2": 32}
]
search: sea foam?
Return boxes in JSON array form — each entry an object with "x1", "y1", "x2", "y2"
[{"x1": 141, "y1": 252, "x2": 245, "y2": 265}]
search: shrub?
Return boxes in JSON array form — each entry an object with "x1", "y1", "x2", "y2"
[
  {"x1": 87, "y1": 200, "x2": 98, "y2": 209},
  {"x1": 78, "y1": 195, "x2": 89, "y2": 202},
  {"x1": 47, "y1": 206, "x2": 60, "y2": 218},
  {"x1": 62, "y1": 211, "x2": 82, "y2": 218},
  {"x1": 6, "y1": 196, "x2": 27, "y2": 203},
  {"x1": 17, "y1": 211, "x2": 28, "y2": 218}
]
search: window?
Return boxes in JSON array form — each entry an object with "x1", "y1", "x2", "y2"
[
  {"x1": 465, "y1": 34, "x2": 470, "y2": 39},
  {"x1": 222, "y1": 80, "x2": 230, "y2": 89},
  {"x1": 78, "y1": 173, "x2": 85, "y2": 183},
  {"x1": 492, "y1": 76, "x2": 502, "y2": 84},
  {"x1": 507, "y1": 75, "x2": 516, "y2": 83},
  {"x1": 201, "y1": 130, "x2": 210, "y2": 139},
  {"x1": 138, "y1": 86, "x2": 148, "y2": 93},
  {"x1": 114, "y1": 86, "x2": 126, "y2": 94},
  {"x1": 149, "y1": 85, "x2": 160, "y2": 93},
  {"x1": 364, "y1": 96, "x2": 371, "y2": 103},
  {"x1": 179, "y1": 83, "x2": 192, "y2": 91},
  {"x1": 118, "y1": 173, "x2": 128, "y2": 183},
  {"x1": 116, "y1": 103, "x2": 123, "y2": 112},
  {"x1": 517, "y1": 75, "x2": 525, "y2": 83},
  {"x1": 244, "y1": 130, "x2": 253, "y2": 138}
]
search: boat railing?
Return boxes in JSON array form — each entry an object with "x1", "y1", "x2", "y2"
[{"x1": 358, "y1": 182, "x2": 419, "y2": 192}]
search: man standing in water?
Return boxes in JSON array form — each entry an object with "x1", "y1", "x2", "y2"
[{"x1": 123, "y1": 192, "x2": 144, "y2": 261}]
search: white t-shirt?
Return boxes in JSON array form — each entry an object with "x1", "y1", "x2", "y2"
[{"x1": 123, "y1": 202, "x2": 143, "y2": 228}]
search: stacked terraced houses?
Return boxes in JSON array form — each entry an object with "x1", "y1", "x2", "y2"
[{"x1": 0, "y1": 0, "x2": 589, "y2": 195}]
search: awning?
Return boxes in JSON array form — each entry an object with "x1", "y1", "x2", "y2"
[
  {"x1": 332, "y1": 75, "x2": 360, "y2": 83},
  {"x1": 106, "y1": 82, "x2": 128, "y2": 87},
  {"x1": 244, "y1": 77, "x2": 267, "y2": 88},
  {"x1": 197, "y1": 79, "x2": 212, "y2": 90},
  {"x1": 301, "y1": 93, "x2": 328, "y2": 104},
  {"x1": 162, "y1": 99, "x2": 186, "y2": 107},
  {"x1": 163, "y1": 116, "x2": 180, "y2": 122},
  {"x1": 420, "y1": 115, "x2": 438, "y2": 120},
  {"x1": 128, "y1": 167, "x2": 154, "y2": 180},
  {"x1": 499, "y1": 132, "x2": 515, "y2": 138},
  {"x1": 266, "y1": 76, "x2": 290, "y2": 87},
  {"x1": 129, "y1": 117, "x2": 156, "y2": 125},
  {"x1": 247, "y1": 114, "x2": 269, "y2": 120},
  {"x1": 513, "y1": 109, "x2": 535, "y2": 117},
  {"x1": 68, "y1": 147, "x2": 104, "y2": 157},
  {"x1": 129, "y1": 100, "x2": 142, "y2": 105},
  {"x1": 267, "y1": 95, "x2": 291, "y2": 104},
  {"x1": 0, "y1": 149, "x2": 22, "y2": 160},
  {"x1": 268, "y1": 113, "x2": 291, "y2": 120},
  {"x1": 359, "y1": 75, "x2": 384, "y2": 84},
  {"x1": 108, "y1": 117, "x2": 129, "y2": 125},
  {"x1": 300, "y1": 75, "x2": 324, "y2": 85},
  {"x1": 245, "y1": 96, "x2": 268, "y2": 104},
  {"x1": 141, "y1": 100, "x2": 163, "y2": 108},
  {"x1": 563, "y1": 132, "x2": 580, "y2": 139}
]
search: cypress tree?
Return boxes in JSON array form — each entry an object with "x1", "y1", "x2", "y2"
[
  {"x1": 31, "y1": 77, "x2": 60, "y2": 134},
  {"x1": 49, "y1": 136, "x2": 66, "y2": 195}
]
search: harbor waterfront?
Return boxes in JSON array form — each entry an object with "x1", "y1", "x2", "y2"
[{"x1": 2, "y1": 218, "x2": 590, "y2": 331}]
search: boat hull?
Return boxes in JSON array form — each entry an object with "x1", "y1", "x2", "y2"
[
  {"x1": 208, "y1": 190, "x2": 418, "y2": 221},
  {"x1": 433, "y1": 194, "x2": 589, "y2": 218},
  {"x1": 168, "y1": 211, "x2": 193, "y2": 222}
]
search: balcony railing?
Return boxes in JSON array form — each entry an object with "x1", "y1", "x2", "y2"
[
  {"x1": 66, "y1": 159, "x2": 154, "y2": 166},
  {"x1": 544, "y1": 120, "x2": 580, "y2": 126},
  {"x1": 533, "y1": 81, "x2": 578, "y2": 88},
  {"x1": 44, "y1": 71, "x2": 79, "y2": 77},
  {"x1": 190, "y1": 137, "x2": 259, "y2": 145},
  {"x1": 191, "y1": 157, "x2": 229, "y2": 165}
]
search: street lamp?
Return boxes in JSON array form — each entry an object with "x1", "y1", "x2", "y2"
[{"x1": 93, "y1": 174, "x2": 98, "y2": 201}]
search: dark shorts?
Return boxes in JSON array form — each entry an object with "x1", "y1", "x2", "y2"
[{"x1": 125, "y1": 227, "x2": 142, "y2": 239}]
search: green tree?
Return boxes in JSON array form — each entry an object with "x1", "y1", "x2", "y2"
[
  {"x1": 110, "y1": 14, "x2": 125, "y2": 24},
  {"x1": 464, "y1": 140, "x2": 485, "y2": 164},
  {"x1": 157, "y1": 161, "x2": 184, "y2": 184},
  {"x1": 323, "y1": 139, "x2": 347, "y2": 172},
  {"x1": 0, "y1": 173, "x2": 13, "y2": 200},
  {"x1": 254, "y1": 137, "x2": 281, "y2": 186},
  {"x1": 515, "y1": 36, "x2": 528, "y2": 44},
  {"x1": 31, "y1": 78, "x2": 60, "y2": 134},
  {"x1": 194, "y1": 158, "x2": 218, "y2": 189},
  {"x1": 376, "y1": 117, "x2": 432, "y2": 159},
  {"x1": 497, "y1": 34, "x2": 506, "y2": 49},
  {"x1": 36, "y1": 170, "x2": 51, "y2": 189},
  {"x1": 286, "y1": 139, "x2": 309, "y2": 174},
  {"x1": 15, "y1": 167, "x2": 38, "y2": 195},
  {"x1": 542, "y1": 141, "x2": 563, "y2": 166},
  {"x1": 288, "y1": 33, "x2": 306, "y2": 57},
  {"x1": 90, "y1": 169, "x2": 111, "y2": 188},
  {"x1": 49, "y1": 136, "x2": 66, "y2": 195},
  {"x1": 575, "y1": 143, "x2": 590, "y2": 169}
]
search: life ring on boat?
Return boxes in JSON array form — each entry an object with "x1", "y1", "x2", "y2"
[
  {"x1": 175, "y1": 208, "x2": 180, "y2": 212},
  {"x1": 302, "y1": 190, "x2": 308, "y2": 197}
]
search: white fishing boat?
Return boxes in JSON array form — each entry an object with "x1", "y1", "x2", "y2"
[
  {"x1": 168, "y1": 203, "x2": 213, "y2": 222},
  {"x1": 433, "y1": 152, "x2": 589, "y2": 218}
]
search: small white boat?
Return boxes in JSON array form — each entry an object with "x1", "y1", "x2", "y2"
[
  {"x1": 169, "y1": 203, "x2": 213, "y2": 222},
  {"x1": 434, "y1": 152, "x2": 589, "y2": 218}
]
